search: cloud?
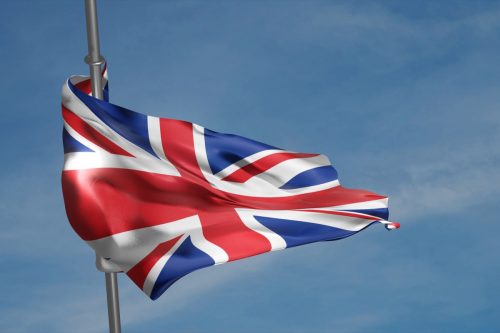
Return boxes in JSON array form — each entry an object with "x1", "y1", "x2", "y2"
[
  {"x1": 0, "y1": 246, "x2": 280, "y2": 333},
  {"x1": 391, "y1": 137, "x2": 500, "y2": 220}
]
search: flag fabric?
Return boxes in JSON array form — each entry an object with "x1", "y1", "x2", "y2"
[{"x1": 61, "y1": 68, "x2": 399, "y2": 300}]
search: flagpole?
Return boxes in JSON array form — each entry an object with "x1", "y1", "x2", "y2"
[{"x1": 83, "y1": 1, "x2": 122, "y2": 333}]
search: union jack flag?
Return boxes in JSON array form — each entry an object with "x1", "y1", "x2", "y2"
[{"x1": 61, "y1": 68, "x2": 399, "y2": 300}]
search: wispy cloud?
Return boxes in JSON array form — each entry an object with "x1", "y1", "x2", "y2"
[
  {"x1": 0, "y1": 242, "x2": 279, "y2": 333},
  {"x1": 393, "y1": 139, "x2": 500, "y2": 220}
]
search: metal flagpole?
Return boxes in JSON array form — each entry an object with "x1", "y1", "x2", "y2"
[{"x1": 83, "y1": 1, "x2": 122, "y2": 332}]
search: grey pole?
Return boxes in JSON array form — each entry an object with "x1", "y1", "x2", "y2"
[
  {"x1": 83, "y1": 1, "x2": 122, "y2": 333},
  {"x1": 84, "y1": 0, "x2": 105, "y2": 99}
]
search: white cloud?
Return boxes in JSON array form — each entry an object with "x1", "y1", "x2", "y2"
[{"x1": 387, "y1": 133, "x2": 500, "y2": 220}]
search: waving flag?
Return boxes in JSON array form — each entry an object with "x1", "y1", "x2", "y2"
[{"x1": 61, "y1": 69, "x2": 399, "y2": 300}]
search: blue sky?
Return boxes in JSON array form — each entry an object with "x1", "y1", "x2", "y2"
[{"x1": 1, "y1": 0, "x2": 499, "y2": 332}]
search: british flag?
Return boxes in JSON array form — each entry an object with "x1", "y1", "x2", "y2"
[{"x1": 61, "y1": 68, "x2": 399, "y2": 300}]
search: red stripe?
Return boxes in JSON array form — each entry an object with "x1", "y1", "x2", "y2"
[
  {"x1": 199, "y1": 211, "x2": 271, "y2": 261},
  {"x1": 62, "y1": 169, "x2": 199, "y2": 240},
  {"x1": 127, "y1": 235, "x2": 182, "y2": 289},
  {"x1": 62, "y1": 168, "x2": 385, "y2": 241},
  {"x1": 221, "y1": 152, "x2": 318, "y2": 183},
  {"x1": 75, "y1": 79, "x2": 92, "y2": 95},
  {"x1": 62, "y1": 106, "x2": 133, "y2": 157},
  {"x1": 160, "y1": 119, "x2": 205, "y2": 180},
  {"x1": 233, "y1": 186, "x2": 385, "y2": 211}
]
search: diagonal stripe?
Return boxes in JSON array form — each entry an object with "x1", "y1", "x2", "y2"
[
  {"x1": 62, "y1": 128, "x2": 93, "y2": 153},
  {"x1": 127, "y1": 235, "x2": 182, "y2": 289},
  {"x1": 204, "y1": 128, "x2": 279, "y2": 174},
  {"x1": 221, "y1": 152, "x2": 318, "y2": 183},
  {"x1": 62, "y1": 106, "x2": 133, "y2": 157},
  {"x1": 69, "y1": 80, "x2": 158, "y2": 159},
  {"x1": 341, "y1": 208, "x2": 389, "y2": 220},
  {"x1": 199, "y1": 210, "x2": 272, "y2": 261},
  {"x1": 213, "y1": 149, "x2": 283, "y2": 179},
  {"x1": 149, "y1": 236, "x2": 215, "y2": 300}
]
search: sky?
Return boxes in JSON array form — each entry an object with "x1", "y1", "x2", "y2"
[{"x1": 1, "y1": 0, "x2": 499, "y2": 332}]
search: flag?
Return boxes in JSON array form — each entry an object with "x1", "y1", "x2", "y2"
[{"x1": 61, "y1": 68, "x2": 399, "y2": 300}]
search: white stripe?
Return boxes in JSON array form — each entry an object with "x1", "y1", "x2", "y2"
[
  {"x1": 295, "y1": 198, "x2": 389, "y2": 221},
  {"x1": 147, "y1": 116, "x2": 180, "y2": 174},
  {"x1": 147, "y1": 116, "x2": 168, "y2": 161},
  {"x1": 64, "y1": 121, "x2": 109, "y2": 155},
  {"x1": 237, "y1": 209, "x2": 287, "y2": 251},
  {"x1": 63, "y1": 152, "x2": 180, "y2": 175},
  {"x1": 68, "y1": 75, "x2": 89, "y2": 85},
  {"x1": 138, "y1": 216, "x2": 230, "y2": 296},
  {"x1": 190, "y1": 228, "x2": 229, "y2": 266},
  {"x1": 236, "y1": 208, "x2": 378, "y2": 232},
  {"x1": 326, "y1": 198, "x2": 389, "y2": 211},
  {"x1": 143, "y1": 233, "x2": 188, "y2": 296}
]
